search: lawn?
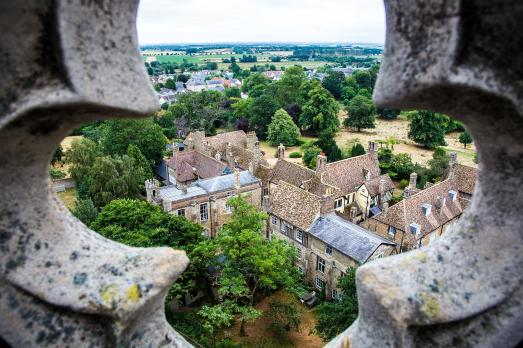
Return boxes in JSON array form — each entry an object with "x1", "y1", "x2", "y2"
[
  {"x1": 56, "y1": 188, "x2": 77, "y2": 210},
  {"x1": 224, "y1": 290, "x2": 323, "y2": 348},
  {"x1": 260, "y1": 136, "x2": 318, "y2": 167},
  {"x1": 217, "y1": 60, "x2": 330, "y2": 71}
]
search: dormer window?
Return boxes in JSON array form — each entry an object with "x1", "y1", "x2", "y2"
[
  {"x1": 388, "y1": 226, "x2": 396, "y2": 236},
  {"x1": 410, "y1": 223, "x2": 421, "y2": 236},
  {"x1": 449, "y1": 190, "x2": 457, "y2": 202},
  {"x1": 422, "y1": 203, "x2": 432, "y2": 216},
  {"x1": 334, "y1": 198, "x2": 343, "y2": 210}
]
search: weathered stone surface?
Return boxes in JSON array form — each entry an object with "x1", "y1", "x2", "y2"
[
  {"x1": 0, "y1": 1, "x2": 191, "y2": 347},
  {"x1": 327, "y1": 0, "x2": 523, "y2": 347}
]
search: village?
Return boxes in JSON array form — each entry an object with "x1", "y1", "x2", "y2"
[{"x1": 50, "y1": 46, "x2": 478, "y2": 347}]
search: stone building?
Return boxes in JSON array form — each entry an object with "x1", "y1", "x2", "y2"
[
  {"x1": 268, "y1": 181, "x2": 395, "y2": 299},
  {"x1": 146, "y1": 170, "x2": 261, "y2": 238},
  {"x1": 362, "y1": 156, "x2": 477, "y2": 252},
  {"x1": 265, "y1": 142, "x2": 395, "y2": 222}
]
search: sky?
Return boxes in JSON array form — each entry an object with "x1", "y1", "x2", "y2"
[{"x1": 137, "y1": 0, "x2": 385, "y2": 45}]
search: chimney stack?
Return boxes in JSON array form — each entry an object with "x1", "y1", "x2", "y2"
[
  {"x1": 350, "y1": 206, "x2": 358, "y2": 219},
  {"x1": 316, "y1": 153, "x2": 328, "y2": 174},
  {"x1": 226, "y1": 143, "x2": 235, "y2": 168},
  {"x1": 186, "y1": 137, "x2": 194, "y2": 150},
  {"x1": 234, "y1": 169, "x2": 241, "y2": 190},
  {"x1": 449, "y1": 152, "x2": 458, "y2": 165},
  {"x1": 180, "y1": 183, "x2": 188, "y2": 195},
  {"x1": 277, "y1": 143, "x2": 285, "y2": 161},
  {"x1": 409, "y1": 172, "x2": 417, "y2": 189},
  {"x1": 383, "y1": 202, "x2": 389, "y2": 214},
  {"x1": 379, "y1": 178, "x2": 387, "y2": 194},
  {"x1": 403, "y1": 186, "x2": 412, "y2": 199},
  {"x1": 368, "y1": 141, "x2": 378, "y2": 160}
]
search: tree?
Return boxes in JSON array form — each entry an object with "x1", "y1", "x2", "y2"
[
  {"x1": 322, "y1": 71, "x2": 346, "y2": 99},
  {"x1": 66, "y1": 138, "x2": 100, "y2": 189},
  {"x1": 249, "y1": 94, "x2": 279, "y2": 139},
  {"x1": 101, "y1": 119, "x2": 166, "y2": 165},
  {"x1": 210, "y1": 196, "x2": 300, "y2": 336},
  {"x1": 315, "y1": 267, "x2": 358, "y2": 341},
  {"x1": 164, "y1": 78, "x2": 177, "y2": 90},
  {"x1": 344, "y1": 95, "x2": 376, "y2": 131},
  {"x1": 225, "y1": 87, "x2": 241, "y2": 98},
  {"x1": 126, "y1": 144, "x2": 153, "y2": 182},
  {"x1": 299, "y1": 86, "x2": 340, "y2": 135},
  {"x1": 352, "y1": 69, "x2": 375, "y2": 92},
  {"x1": 408, "y1": 111, "x2": 447, "y2": 148},
  {"x1": 350, "y1": 143, "x2": 366, "y2": 157},
  {"x1": 377, "y1": 107, "x2": 400, "y2": 119},
  {"x1": 267, "y1": 300, "x2": 302, "y2": 337},
  {"x1": 425, "y1": 147, "x2": 450, "y2": 182},
  {"x1": 267, "y1": 109, "x2": 301, "y2": 146},
  {"x1": 296, "y1": 79, "x2": 321, "y2": 107},
  {"x1": 242, "y1": 73, "x2": 269, "y2": 93},
  {"x1": 91, "y1": 199, "x2": 207, "y2": 302},
  {"x1": 197, "y1": 304, "x2": 234, "y2": 348},
  {"x1": 302, "y1": 143, "x2": 322, "y2": 169},
  {"x1": 317, "y1": 133, "x2": 343, "y2": 162},
  {"x1": 276, "y1": 66, "x2": 306, "y2": 107},
  {"x1": 459, "y1": 130, "x2": 473, "y2": 148},
  {"x1": 390, "y1": 153, "x2": 415, "y2": 180},
  {"x1": 52, "y1": 144, "x2": 63, "y2": 165},
  {"x1": 72, "y1": 198, "x2": 98, "y2": 226},
  {"x1": 229, "y1": 62, "x2": 242, "y2": 75}
]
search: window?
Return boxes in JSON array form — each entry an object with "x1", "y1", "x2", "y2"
[
  {"x1": 200, "y1": 203, "x2": 208, "y2": 222},
  {"x1": 332, "y1": 289, "x2": 339, "y2": 300},
  {"x1": 297, "y1": 265, "x2": 304, "y2": 274},
  {"x1": 449, "y1": 190, "x2": 458, "y2": 202},
  {"x1": 296, "y1": 230, "x2": 303, "y2": 243},
  {"x1": 281, "y1": 221, "x2": 291, "y2": 236},
  {"x1": 271, "y1": 216, "x2": 278, "y2": 225},
  {"x1": 263, "y1": 187, "x2": 269, "y2": 196},
  {"x1": 226, "y1": 192, "x2": 234, "y2": 213},
  {"x1": 410, "y1": 223, "x2": 420, "y2": 236},
  {"x1": 388, "y1": 226, "x2": 396, "y2": 237},
  {"x1": 315, "y1": 276, "x2": 325, "y2": 290},
  {"x1": 177, "y1": 208, "x2": 185, "y2": 217},
  {"x1": 422, "y1": 203, "x2": 432, "y2": 216},
  {"x1": 334, "y1": 198, "x2": 343, "y2": 210},
  {"x1": 316, "y1": 256, "x2": 325, "y2": 273},
  {"x1": 296, "y1": 248, "x2": 302, "y2": 259},
  {"x1": 325, "y1": 245, "x2": 333, "y2": 256}
]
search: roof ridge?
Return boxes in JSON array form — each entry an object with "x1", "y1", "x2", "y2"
[
  {"x1": 327, "y1": 215, "x2": 395, "y2": 245},
  {"x1": 325, "y1": 153, "x2": 373, "y2": 167},
  {"x1": 278, "y1": 181, "x2": 322, "y2": 201}
]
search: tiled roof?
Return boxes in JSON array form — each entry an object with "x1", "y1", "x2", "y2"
[
  {"x1": 321, "y1": 154, "x2": 380, "y2": 194},
  {"x1": 167, "y1": 150, "x2": 227, "y2": 182},
  {"x1": 447, "y1": 163, "x2": 477, "y2": 195},
  {"x1": 254, "y1": 164, "x2": 271, "y2": 182},
  {"x1": 308, "y1": 214, "x2": 395, "y2": 264},
  {"x1": 270, "y1": 181, "x2": 321, "y2": 231},
  {"x1": 362, "y1": 174, "x2": 395, "y2": 197},
  {"x1": 204, "y1": 130, "x2": 247, "y2": 151},
  {"x1": 270, "y1": 160, "x2": 315, "y2": 188},
  {"x1": 373, "y1": 178, "x2": 467, "y2": 238}
]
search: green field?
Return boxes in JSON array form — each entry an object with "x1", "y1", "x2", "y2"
[
  {"x1": 217, "y1": 60, "x2": 330, "y2": 70},
  {"x1": 154, "y1": 53, "x2": 270, "y2": 64}
]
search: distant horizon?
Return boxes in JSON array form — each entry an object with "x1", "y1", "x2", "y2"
[
  {"x1": 139, "y1": 41, "x2": 385, "y2": 47},
  {"x1": 137, "y1": 0, "x2": 385, "y2": 45}
]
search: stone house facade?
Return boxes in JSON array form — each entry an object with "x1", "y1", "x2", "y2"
[
  {"x1": 268, "y1": 181, "x2": 395, "y2": 299},
  {"x1": 362, "y1": 157, "x2": 477, "y2": 252},
  {"x1": 146, "y1": 170, "x2": 261, "y2": 238}
]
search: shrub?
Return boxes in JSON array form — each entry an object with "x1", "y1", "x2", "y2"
[
  {"x1": 267, "y1": 109, "x2": 301, "y2": 146},
  {"x1": 398, "y1": 179, "x2": 409, "y2": 189},
  {"x1": 49, "y1": 168, "x2": 66, "y2": 180},
  {"x1": 289, "y1": 151, "x2": 302, "y2": 158}
]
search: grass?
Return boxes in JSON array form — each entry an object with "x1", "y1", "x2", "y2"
[{"x1": 56, "y1": 188, "x2": 77, "y2": 210}]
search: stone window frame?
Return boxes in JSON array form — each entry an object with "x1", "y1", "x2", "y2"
[
  {"x1": 315, "y1": 276, "x2": 325, "y2": 290},
  {"x1": 200, "y1": 203, "x2": 209, "y2": 222},
  {"x1": 271, "y1": 215, "x2": 278, "y2": 225},
  {"x1": 325, "y1": 244, "x2": 333, "y2": 256},
  {"x1": 388, "y1": 225, "x2": 396, "y2": 237},
  {"x1": 177, "y1": 208, "x2": 185, "y2": 217},
  {"x1": 317, "y1": 256, "x2": 326, "y2": 273},
  {"x1": 296, "y1": 229, "x2": 304, "y2": 243},
  {"x1": 225, "y1": 191, "x2": 234, "y2": 214}
]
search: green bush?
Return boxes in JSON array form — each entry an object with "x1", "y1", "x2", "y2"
[
  {"x1": 289, "y1": 151, "x2": 302, "y2": 158},
  {"x1": 398, "y1": 179, "x2": 409, "y2": 189},
  {"x1": 49, "y1": 168, "x2": 66, "y2": 180}
]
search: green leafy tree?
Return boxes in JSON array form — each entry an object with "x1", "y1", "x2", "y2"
[
  {"x1": 425, "y1": 147, "x2": 450, "y2": 182},
  {"x1": 377, "y1": 107, "x2": 400, "y2": 119},
  {"x1": 66, "y1": 138, "x2": 100, "y2": 192},
  {"x1": 91, "y1": 199, "x2": 207, "y2": 302},
  {"x1": 302, "y1": 143, "x2": 322, "y2": 169},
  {"x1": 229, "y1": 62, "x2": 242, "y2": 76},
  {"x1": 344, "y1": 95, "x2": 376, "y2": 132},
  {"x1": 210, "y1": 195, "x2": 300, "y2": 336},
  {"x1": 317, "y1": 133, "x2": 343, "y2": 162},
  {"x1": 315, "y1": 267, "x2": 358, "y2": 341},
  {"x1": 296, "y1": 79, "x2": 321, "y2": 107},
  {"x1": 52, "y1": 144, "x2": 63, "y2": 165},
  {"x1": 459, "y1": 130, "x2": 473, "y2": 148},
  {"x1": 390, "y1": 153, "x2": 415, "y2": 180},
  {"x1": 276, "y1": 66, "x2": 306, "y2": 106},
  {"x1": 322, "y1": 71, "x2": 346, "y2": 99},
  {"x1": 267, "y1": 300, "x2": 302, "y2": 337},
  {"x1": 267, "y1": 109, "x2": 301, "y2": 146},
  {"x1": 249, "y1": 94, "x2": 279, "y2": 139},
  {"x1": 101, "y1": 119, "x2": 166, "y2": 165},
  {"x1": 299, "y1": 86, "x2": 340, "y2": 135},
  {"x1": 225, "y1": 87, "x2": 241, "y2": 98},
  {"x1": 408, "y1": 111, "x2": 447, "y2": 148},
  {"x1": 72, "y1": 198, "x2": 98, "y2": 226},
  {"x1": 352, "y1": 69, "x2": 375, "y2": 92},
  {"x1": 242, "y1": 73, "x2": 269, "y2": 93},
  {"x1": 350, "y1": 143, "x2": 366, "y2": 157},
  {"x1": 231, "y1": 97, "x2": 253, "y2": 120},
  {"x1": 198, "y1": 304, "x2": 234, "y2": 348},
  {"x1": 164, "y1": 78, "x2": 177, "y2": 90},
  {"x1": 126, "y1": 144, "x2": 153, "y2": 181}
]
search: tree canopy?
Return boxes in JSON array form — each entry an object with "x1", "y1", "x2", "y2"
[
  {"x1": 344, "y1": 94, "x2": 376, "y2": 131},
  {"x1": 267, "y1": 109, "x2": 301, "y2": 146},
  {"x1": 408, "y1": 111, "x2": 447, "y2": 148},
  {"x1": 299, "y1": 86, "x2": 340, "y2": 135},
  {"x1": 322, "y1": 71, "x2": 346, "y2": 99},
  {"x1": 459, "y1": 130, "x2": 473, "y2": 148}
]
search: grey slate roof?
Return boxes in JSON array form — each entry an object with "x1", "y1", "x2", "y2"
[
  {"x1": 158, "y1": 170, "x2": 260, "y2": 203},
  {"x1": 308, "y1": 214, "x2": 395, "y2": 264},
  {"x1": 197, "y1": 171, "x2": 259, "y2": 193}
]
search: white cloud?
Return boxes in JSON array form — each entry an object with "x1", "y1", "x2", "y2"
[{"x1": 137, "y1": 0, "x2": 385, "y2": 44}]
